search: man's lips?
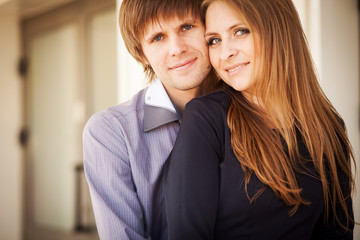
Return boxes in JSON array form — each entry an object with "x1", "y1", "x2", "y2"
[{"x1": 169, "y1": 58, "x2": 197, "y2": 71}]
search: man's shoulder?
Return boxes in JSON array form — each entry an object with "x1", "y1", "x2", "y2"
[
  {"x1": 98, "y1": 88, "x2": 147, "y2": 120},
  {"x1": 85, "y1": 88, "x2": 147, "y2": 131}
]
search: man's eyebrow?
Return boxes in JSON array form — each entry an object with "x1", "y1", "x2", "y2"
[{"x1": 178, "y1": 17, "x2": 199, "y2": 25}]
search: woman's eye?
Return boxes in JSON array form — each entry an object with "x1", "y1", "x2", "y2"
[
  {"x1": 235, "y1": 28, "x2": 250, "y2": 36},
  {"x1": 207, "y1": 37, "x2": 221, "y2": 46}
]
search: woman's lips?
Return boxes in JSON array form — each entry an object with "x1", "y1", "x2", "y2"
[{"x1": 225, "y1": 62, "x2": 250, "y2": 76}]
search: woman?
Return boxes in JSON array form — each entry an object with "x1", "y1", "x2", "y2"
[{"x1": 164, "y1": 0, "x2": 356, "y2": 239}]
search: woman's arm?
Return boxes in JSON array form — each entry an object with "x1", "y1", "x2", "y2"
[{"x1": 164, "y1": 98, "x2": 225, "y2": 240}]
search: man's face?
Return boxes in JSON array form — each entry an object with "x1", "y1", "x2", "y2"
[{"x1": 141, "y1": 15, "x2": 211, "y2": 97}]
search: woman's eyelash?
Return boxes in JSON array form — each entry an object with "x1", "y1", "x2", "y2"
[
  {"x1": 235, "y1": 28, "x2": 250, "y2": 35},
  {"x1": 207, "y1": 37, "x2": 221, "y2": 46},
  {"x1": 206, "y1": 27, "x2": 250, "y2": 46}
]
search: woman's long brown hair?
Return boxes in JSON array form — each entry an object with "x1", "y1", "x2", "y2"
[{"x1": 202, "y1": 0, "x2": 356, "y2": 229}]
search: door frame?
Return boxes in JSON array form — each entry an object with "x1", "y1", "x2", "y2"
[{"x1": 21, "y1": 0, "x2": 115, "y2": 237}]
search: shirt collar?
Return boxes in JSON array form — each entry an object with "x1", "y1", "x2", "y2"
[{"x1": 144, "y1": 78, "x2": 180, "y2": 132}]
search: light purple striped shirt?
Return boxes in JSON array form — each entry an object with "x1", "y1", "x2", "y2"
[{"x1": 83, "y1": 79, "x2": 180, "y2": 240}]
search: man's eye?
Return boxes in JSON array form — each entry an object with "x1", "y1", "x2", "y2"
[
  {"x1": 235, "y1": 28, "x2": 250, "y2": 36},
  {"x1": 183, "y1": 25, "x2": 193, "y2": 31},
  {"x1": 207, "y1": 37, "x2": 221, "y2": 46},
  {"x1": 153, "y1": 35, "x2": 163, "y2": 42}
]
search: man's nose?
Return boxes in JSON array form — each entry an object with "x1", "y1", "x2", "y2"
[{"x1": 169, "y1": 36, "x2": 187, "y2": 56}]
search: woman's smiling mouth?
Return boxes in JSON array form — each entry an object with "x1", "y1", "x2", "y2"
[{"x1": 225, "y1": 62, "x2": 250, "y2": 75}]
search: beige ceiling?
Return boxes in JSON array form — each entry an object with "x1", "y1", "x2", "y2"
[{"x1": 0, "y1": 0, "x2": 75, "y2": 18}]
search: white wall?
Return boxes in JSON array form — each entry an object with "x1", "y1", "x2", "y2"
[
  {"x1": 116, "y1": 0, "x2": 146, "y2": 103},
  {"x1": 29, "y1": 22, "x2": 79, "y2": 231},
  {"x1": 89, "y1": 8, "x2": 118, "y2": 112},
  {"x1": 294, "y1": 0, "x2": 360, "y2": 237},
  {"x1": 319, "y1": 1, "x2": 360, "y2": 237},
  {"x1": 295, "y1": 0, "x2": 360, "y2": 236},
  {"x1": 0, "y1": 7, "x2": 23, "y2": 240}
]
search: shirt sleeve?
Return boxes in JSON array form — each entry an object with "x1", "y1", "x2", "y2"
[
  {"x1": 164, "y1": 99, "x2": 224, "y2": 240},
  {"x1": 83, "y1": 113, "x2": 150, "y2": 240}
]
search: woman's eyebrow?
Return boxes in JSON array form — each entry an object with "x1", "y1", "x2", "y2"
[
  {"x1": 205, "y1": 23, "x2": 244, "y2": 37},
  {"x1": 204, "y1": 32, "x2": 217, "y2": 38}
]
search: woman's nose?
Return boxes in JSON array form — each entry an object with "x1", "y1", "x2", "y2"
[{"x1": 220, "y1": 41, "x2": 238, "y2": 60}]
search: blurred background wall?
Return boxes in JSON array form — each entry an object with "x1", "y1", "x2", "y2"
[
  {"x1": 0, "y1": 2, "x2": 23, "y2": 240},
  {"x1": 0, "y1": 0, "x2": 358, "y2": 239}
]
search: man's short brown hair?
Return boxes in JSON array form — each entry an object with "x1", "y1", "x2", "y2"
[{"x1": 119, "y1": 0, "x2": 204, "y2": 81}]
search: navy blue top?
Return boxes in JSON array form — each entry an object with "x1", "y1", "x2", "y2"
[{"x1": 164, "y1": 90, "x2": 353, "y2": 240}]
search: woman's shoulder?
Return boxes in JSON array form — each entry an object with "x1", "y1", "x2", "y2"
[
  {"x1": 181, "y1": 89, "x2": 230, "y2": 128},
  {"x1": 187, "y1": 89, "x2": 230, "y2": 113}
]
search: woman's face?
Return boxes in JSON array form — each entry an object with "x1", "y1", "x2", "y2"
[{"x1": 205, "y1": 1, "x2": 261, "y2": 96}]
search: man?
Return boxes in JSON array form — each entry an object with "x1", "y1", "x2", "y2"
[{"x1": 82, "y1": 0, "x2": 216, "y2": 239}]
